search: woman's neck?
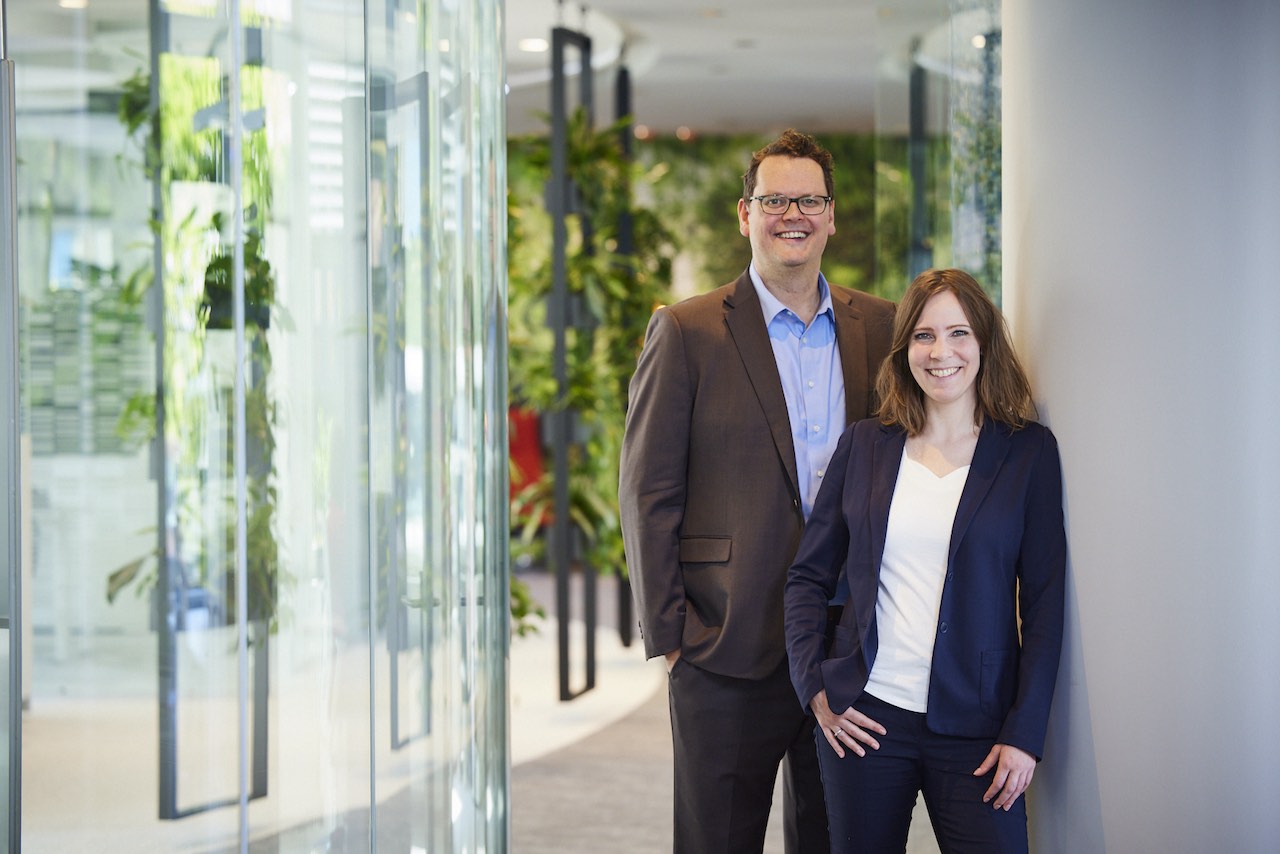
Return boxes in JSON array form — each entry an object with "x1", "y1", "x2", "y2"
[
  {"x1": 919, "y1": 400, "x2": 980, "y2": 445},
  {"x1": 907, "y1": 403, "x2": 980, "y2": 477}
]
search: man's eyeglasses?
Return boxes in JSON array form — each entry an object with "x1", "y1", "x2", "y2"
[{"x1": 749, "y1": 194, "x2": 832, "y2": 215}]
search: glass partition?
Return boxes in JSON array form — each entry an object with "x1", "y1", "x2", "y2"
[
  {"x1": 3, "y1": 15, "x2": 21, "y2": 849},
  {"x1": 364, "y1": 0, "x2": 509, "y2": 850},
  {"x1": 875, "y1": 0, "x2": 1002, "y2": 302},
  {"x1": 5, "y1": 0, "x2": 508, "y2": 848}
]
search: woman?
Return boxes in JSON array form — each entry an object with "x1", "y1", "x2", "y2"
[{"x1": 784, "y1": 268, "x2": 1066, "y2": 853}]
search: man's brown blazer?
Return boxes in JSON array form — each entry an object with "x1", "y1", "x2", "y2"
[{"x1": 619, "y1": 271, "x2": 895, "y2": 680}]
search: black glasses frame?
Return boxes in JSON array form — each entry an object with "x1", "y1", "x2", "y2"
[{"x1": 748, "y1": 194, "x2": 832, "y2": 215}]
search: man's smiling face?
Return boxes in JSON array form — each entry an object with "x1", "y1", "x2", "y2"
[{"x1": 738, "y1": 155, "x2": 835, "y2": 280}]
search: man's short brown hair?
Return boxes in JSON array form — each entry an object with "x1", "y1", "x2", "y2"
[{"x1": 742, "y1": 129, "x2": 835, "y2": 199}]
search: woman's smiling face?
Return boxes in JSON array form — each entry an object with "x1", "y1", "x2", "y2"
[{"x1": 908, "y1": 289, "x2": 981, "y2": 411}]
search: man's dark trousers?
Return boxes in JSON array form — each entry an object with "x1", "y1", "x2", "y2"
[{"x1": 668, "y1": 657, "x2": 829, "y2": 853}]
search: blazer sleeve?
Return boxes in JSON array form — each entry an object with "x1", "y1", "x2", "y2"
[
  {"x1": 998, "y1": 426, "x2": 1068, "y2": 758},
  {"x1": 618, "y1": 307, "x2": 693, "y2": 659},
  {"x1": 784, "y1": 426, "x2": 854, "y2": 711}
]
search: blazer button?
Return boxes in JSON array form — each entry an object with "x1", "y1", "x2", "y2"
[{"x1": 939, "y1": 622, "x2": 949, "y2": 634}]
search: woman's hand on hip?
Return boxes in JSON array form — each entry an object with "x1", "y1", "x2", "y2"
[
  {"x1": 975, "y1": 743, "x2": 1036, "y2": 810},
  {"x1": 810, "y1": 689, "x2": 886, "y2": 759}
]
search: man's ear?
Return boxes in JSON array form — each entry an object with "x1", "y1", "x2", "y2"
[{"x1": 737, "y1": 198, "x2": 750, "y2": 237}]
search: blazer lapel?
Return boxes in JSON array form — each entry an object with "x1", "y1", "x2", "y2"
[
  {"x1": 948, "y1": 418, "x2": 1011, "y2": 563},
  {"x1": 832, "y1": 291, "x2": 871, "y2": 425},
  {"x1": 856, "y1": 424, "x2": 906, "y2": 666},
  {"x1": 869, "y1": 425, "x2": 906, "y2": 573},
  {"x1": 723, "y1": 273, "x2": 801, "y2": 502}
]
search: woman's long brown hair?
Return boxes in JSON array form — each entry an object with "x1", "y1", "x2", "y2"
[{"x1": 876, "y1": 268, "x2": 1036, "y2": 436}]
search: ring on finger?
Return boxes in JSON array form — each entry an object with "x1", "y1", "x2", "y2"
[{"x1": 831, "y1": 726, "x2": 842, "y2": 738}]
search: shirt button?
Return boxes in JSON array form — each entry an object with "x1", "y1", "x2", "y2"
[
  {"x1": 817, "y1": 469, "x2": 825, "y2": 478},
  {"x1": 812, "y1": 425, "x2": 821, "y2": 433},
  {"x1": 807, "y1": 380, "x2": 815, "y2": 389}
]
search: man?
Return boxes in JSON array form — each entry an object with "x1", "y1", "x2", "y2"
[{"x1": 618, "y1": 129, "x2": 896, "y2": 853}]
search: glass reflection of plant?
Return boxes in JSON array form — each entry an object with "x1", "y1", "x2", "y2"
[
  {"x1": 507, "y1": 109, "x2": 675, "y2": 584},
  {"x1": 107, "y1": 54, "x2": 286, "y2": 630}
]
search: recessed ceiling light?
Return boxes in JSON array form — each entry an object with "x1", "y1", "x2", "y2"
[
  {"x1": 60, "y1": 0, "x2": 88, "y2": 8},
  {"x1": 972, "y1": 34, "x2": 987, "y2": 49},
  {"x1": 519, "y1": 38, "x2": 550, "y2": 53}
]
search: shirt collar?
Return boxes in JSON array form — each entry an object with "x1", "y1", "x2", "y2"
[{"x1": 748, "y1": 262, "x2": 834, "y2": 326}]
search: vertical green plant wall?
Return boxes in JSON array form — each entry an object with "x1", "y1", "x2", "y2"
[
  {"x1": 639, "y1": 132, "x2": 909, "y2": 302},
  {"x1": 505, "y1": 125, "x2": 965, "y2": 600},
  {"x1": 507, "y1": 110, "x2": 674, "y2": 584}
]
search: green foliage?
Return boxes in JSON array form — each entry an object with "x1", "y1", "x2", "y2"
[
  {"x1": 116, "y1": 390, "x2": 156, "y2": 446},
  {"x1": 872, "y1": 133, "x2": 955, "y2": 302},
  {"x1": 952, "y1": 105, "x2": 1002, "y2": 298},
  {"x1": 640, "y1": 132, "x2": 902, "y2": 300},
  {"x1": 107, "y1": 56, "x2": 286, "y2": 630},
  {"x1": 638, "y1": 134, "x2": 757, "y2": 289},
  {"x1": 509, "y1": 576, "x2": 546, "y2": 638},
  {"x1": 507, "y1": 110, "x2": 675, "y2": 579},
  {"x1": 872, "y1": 137, "x2": 915, "y2": 301}
]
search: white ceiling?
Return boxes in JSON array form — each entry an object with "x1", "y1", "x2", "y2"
[
  {"x1": 5, "y1": 0, "x2": 962, "y2": 140},
  {"x1": 505, "y1": 0, "x2": 956, "y2": 138}
]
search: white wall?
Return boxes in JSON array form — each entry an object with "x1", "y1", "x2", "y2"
[{"x1": 1004, "y1": 1, "x2": 1280, "y2": 851}]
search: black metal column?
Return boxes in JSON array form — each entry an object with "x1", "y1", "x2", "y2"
[
  {"x1": 613, "y1": 63, "x2": 635, "y2": 649},
  {"x1": 549, "y1": 26, "x2": 597, "y2": 700}
]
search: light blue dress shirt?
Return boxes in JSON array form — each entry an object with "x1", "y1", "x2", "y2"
[{"x1": 749, "y1": 265, "x2": 845, "y2": 522}]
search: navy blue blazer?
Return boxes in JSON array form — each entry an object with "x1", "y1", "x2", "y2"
[{"x1": 784, "y1": 416, "x2": 1066, "y2": 759}]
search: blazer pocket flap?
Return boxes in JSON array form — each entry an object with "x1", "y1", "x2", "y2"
[
  {"x1": 980, "y1": 649, "x2": 1017, "y2": 718},
  {"x1": 678, "y1": 536, "x2": 731, "y2": 563}
]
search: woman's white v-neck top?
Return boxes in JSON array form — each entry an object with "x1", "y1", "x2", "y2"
[{"x1": 864, "y1": 452, "x2": 970, "y2": 713}]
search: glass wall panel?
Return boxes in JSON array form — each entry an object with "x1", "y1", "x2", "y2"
[
  {"x1": 12, "y1": 0, "x2": 195, "y2": 846},
  {"x1": 875, "y1": 0, "x2": 1002, "y2": 301},
  {"x1": 150, "y1": 0, "x2": 247, "y2": 829},
  {"x1": 7, "y1": 0, "x2": 508, "y2": 849},
  {"x1": 365, "y1": 0, "x2": 508, "y2": 849},
  {"x1": 3, "y1": 20, "x2": 21, "y2": 851},
  {"x1": 245, "y1": 0, "x2": 374, "y2": 846}
]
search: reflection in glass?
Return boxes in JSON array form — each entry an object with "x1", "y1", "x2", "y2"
[
  {"x1": 9, "y1": 0, "x2": 509, "y2": 848},
  {"x1": 874, "y1": 0, "x2": 1003, "y2": 302}
]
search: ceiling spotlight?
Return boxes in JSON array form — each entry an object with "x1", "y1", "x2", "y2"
[
  {"x1": 519, "y1": 38, "x2": 550, "y2": 53},
  {"x1": 633, "y1": 124, "x2": 652, "y2": 140},
  {"x1": 972, "y1": 34, "x2": 987, "y2": 49},
  {"x1": 676, "y1": 126, "x2": 694, "y2": 141},
  {"x1": 59, "y1": 0, "x2": 88, "y2": 8}
]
